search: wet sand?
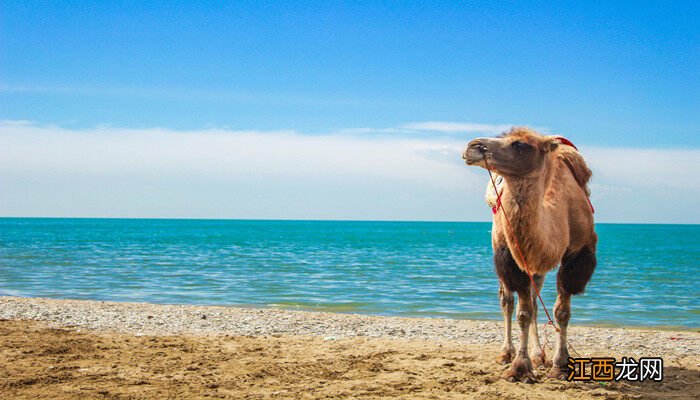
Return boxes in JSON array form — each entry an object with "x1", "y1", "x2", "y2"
[{"x1": 0, "y1": 297, "x2": 698, "y2": 399}]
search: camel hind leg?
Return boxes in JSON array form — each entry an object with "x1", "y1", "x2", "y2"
[
  {"x1": 548, "y1": 292, "x2": 571, "y2": 379},
  {"x1": 548, "y1": 247, "x2": 596, "y2": 379},
  {"x1": 528, "y1": 274, "x2": 551, "y2": 368}
]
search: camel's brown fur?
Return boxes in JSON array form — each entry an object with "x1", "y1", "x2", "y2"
[
  {"x1": 462, "y1": 126, "x2": 598, "y2": 383},
  {"x1": 558, "y1": 144, "x2": 592, "y2": 196}
]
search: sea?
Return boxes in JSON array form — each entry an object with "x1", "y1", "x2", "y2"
[{"x1": 0, "y1": 218, "x2": 698, "y2": 329}]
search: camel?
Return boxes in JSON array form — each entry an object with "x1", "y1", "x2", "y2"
[{"x1": 462, "y1": 127, "x2": 597, "y2": 383}]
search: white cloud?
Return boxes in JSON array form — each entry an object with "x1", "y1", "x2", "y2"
[
  {"x1": 0, "y1": 120, "x2": 697, "y2": 223},
  {"x1": 582, "y1": 146, "x2": 700, "y2": 191},
  {"x1": 0, "y1": 121, "x2": 484, "y2": 220},
  {"x1": 0, "y1": 119, "x2": 36, "y2": 126},
  {"x1": 401, "y1": 121, "x2": 514, "y2": 134},
  {"x1": 580, "y1": 145, "x2": 700, "y2": 223}
]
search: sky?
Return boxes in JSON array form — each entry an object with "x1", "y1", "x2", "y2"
[{"x1": 0, "y1": 1, "x2": 698, "y2": 223}]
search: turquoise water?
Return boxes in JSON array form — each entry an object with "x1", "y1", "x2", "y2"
[{"x1": 0, "y1": 218, "x2": 698, "y2": 329}]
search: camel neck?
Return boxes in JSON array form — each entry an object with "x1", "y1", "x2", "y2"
[
  {"x1": 502, "y1": 177, "x2": 544, "y2": 218},
  {"x1": 500, "y1": 156, "x2": 555, "y2": 228}
]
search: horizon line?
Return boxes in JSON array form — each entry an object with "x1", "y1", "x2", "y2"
[{"x1": 1, "y1": 216, "x2": 697, "y2": 226}]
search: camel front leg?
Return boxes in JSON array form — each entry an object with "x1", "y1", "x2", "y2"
[
  {"x1": 529, "y1": 274, "x2": 551, "y2": 368},
  {"x1": 547, "y1": 292, "x2": 571, "y2": 379},
  {"x1": 496, "y1": 282, "x2": 515, "y2": 364},
  {"x1": 504, "y1": 288, "x2": 536, "y2": 383}
]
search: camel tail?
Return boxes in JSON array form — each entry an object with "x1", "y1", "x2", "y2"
[{"x1": 558, "y1": 145, "x2": 592, "y2": 196}]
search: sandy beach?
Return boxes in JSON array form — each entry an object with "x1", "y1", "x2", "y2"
[{"x1": 0, "y1": 297, "x2": 698, "y2": 399}]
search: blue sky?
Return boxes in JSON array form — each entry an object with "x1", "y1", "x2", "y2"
[{"x1": 1, "y1": 2, "x2": 698, "y2": 222}]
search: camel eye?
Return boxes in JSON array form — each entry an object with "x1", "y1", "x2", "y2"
[{"x1": 511, "y1": 141, "x2": 530, "y2": 151}]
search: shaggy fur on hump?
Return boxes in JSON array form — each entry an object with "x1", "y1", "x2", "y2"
[{"x1": 556, "y1": 144, "x2": 592, "y2": 196}]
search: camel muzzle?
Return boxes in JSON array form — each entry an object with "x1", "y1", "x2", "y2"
[{"x1": 463, "y1": 139, "x2": 489, "y2": 165}]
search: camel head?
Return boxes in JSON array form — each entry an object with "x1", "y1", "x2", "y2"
[{"x1": 462, "y1": 127, "x2": 560, "y2": 177}]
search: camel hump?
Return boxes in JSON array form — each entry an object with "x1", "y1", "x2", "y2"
[{"x1": 556, "y1": 144, "x2": 592, "y2": 196}]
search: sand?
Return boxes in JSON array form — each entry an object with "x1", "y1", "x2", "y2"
[{"x1": 0, "y1": 297, "x2": 698, "y2": 399}]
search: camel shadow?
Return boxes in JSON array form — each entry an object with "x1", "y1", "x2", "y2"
[{"x1": 531, "y1": 364, "x2": 699, "y2": 399}]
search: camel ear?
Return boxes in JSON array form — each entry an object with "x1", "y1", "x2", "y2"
[{"x1": 542, "y1": 138, "x2": 560, "y2": 152}]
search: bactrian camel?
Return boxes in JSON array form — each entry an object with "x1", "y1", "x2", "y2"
[{"x1": 462, "y1": 127, "x2": 597, "y2": 383}]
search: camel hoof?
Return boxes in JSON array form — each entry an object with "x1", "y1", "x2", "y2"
[
  {"x1": 547, "y1": 366, "x2": 568, "y2": 380},
  {"x1": 495, "y1": 351, "x2": 515, "y2": 365},
  {"x1": 502, "y1": 357, "x2": 536, "y2": 383},
  {"x1": 531, "y1": 353, "x2": 552, "y2": 369}
]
